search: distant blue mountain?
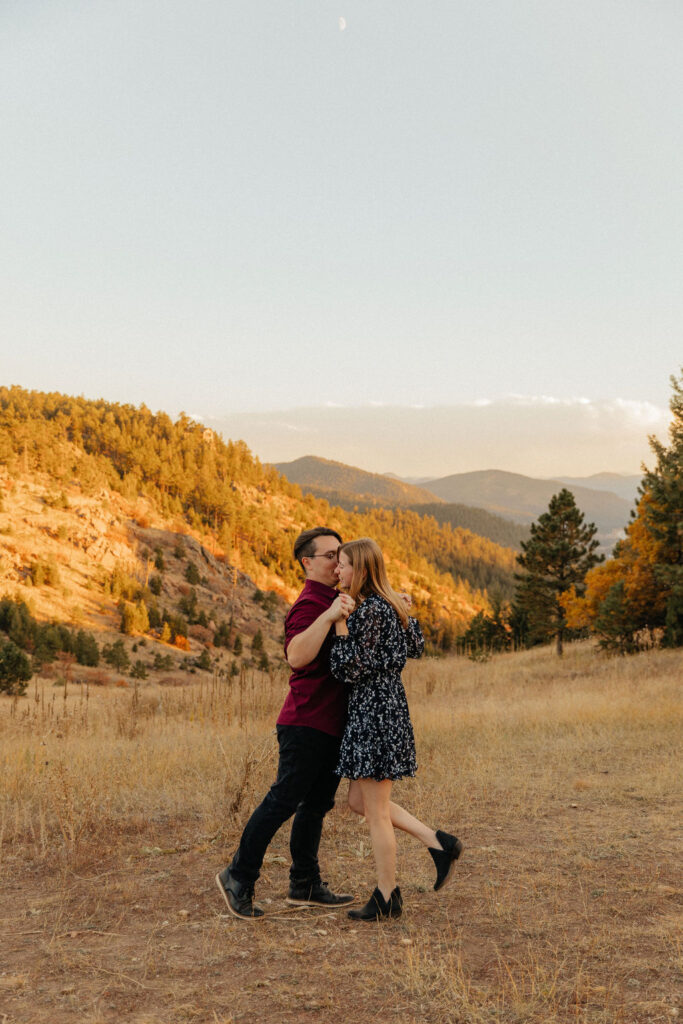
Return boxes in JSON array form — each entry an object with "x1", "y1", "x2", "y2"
[{"x1": 419, "y1": 469, "x2": 633, "y2": 550}]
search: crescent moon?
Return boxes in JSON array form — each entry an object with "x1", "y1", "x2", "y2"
[{"x1": 339, "y1": 17, "x2": 346, "y2": 31}]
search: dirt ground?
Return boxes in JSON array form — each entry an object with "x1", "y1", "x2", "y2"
[
  {"x1": 2, "y1": 797, "x2": 680, "y2": 1024},
  {"x1": 2, "y1": 646, "x2": 681, "y2": 1023}
]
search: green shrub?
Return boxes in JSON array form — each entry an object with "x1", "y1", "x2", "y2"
[{"x1": 0, "y1": 640, "x2": 33, "y2": 695}]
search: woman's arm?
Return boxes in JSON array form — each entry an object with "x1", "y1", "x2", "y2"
[
  {"x1": 330, "y1": 598, "x2": 386, "y2": 683},
  {"x1": 405, "y1": 617, "x2": 425, "y2": 659},
  {"x1": 334, "y1": 616, "x2": 349, "y2": 637}
]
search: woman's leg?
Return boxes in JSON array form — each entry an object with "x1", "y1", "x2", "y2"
[
  {"x1": 348, "y1": 780, "x2": 442, "y2": 851},
  {"x1": 357, "y1": 778, "x2": 396, "y2": 901}
]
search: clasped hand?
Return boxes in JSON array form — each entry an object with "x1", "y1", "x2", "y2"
[{"x1": 329, "y1": 593, "x2": 355, "y2": 622}]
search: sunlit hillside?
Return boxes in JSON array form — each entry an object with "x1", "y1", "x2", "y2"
[{"x1": 0, "y1": 387, "x2": 520, "y2": 655}]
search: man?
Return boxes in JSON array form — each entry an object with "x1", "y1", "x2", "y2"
[{"x1": 216, "y1": 527, "x2": 355, "y2": 920}]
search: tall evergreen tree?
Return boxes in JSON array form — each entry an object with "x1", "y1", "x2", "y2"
[
  {"x1": 639, "y1": 371, "x2": 683, "y2": 647},
  {"x1": 514, "y1": 489, "x2": 602, "y2": 655},
  {"x1": 564, "y1": 370, "x2": 683, "y2": 650}
]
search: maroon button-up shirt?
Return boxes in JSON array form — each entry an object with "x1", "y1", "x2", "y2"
[{"x1": 277, "y1": 579, "x2": 348, "y2": 738}]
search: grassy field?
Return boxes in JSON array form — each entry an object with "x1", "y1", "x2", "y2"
[{"x1": 1, "y1": 644, "x2": 681, "y2": 1023}]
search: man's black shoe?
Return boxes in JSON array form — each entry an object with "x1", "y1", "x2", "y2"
[
  {"x1": 215, "y1": 867, "x2": 264, "y2": 920},
  {"x1": 348, "y1": 886, "x2": 403, "y2": 921},
  {"x1": 429, "y1": 829, "x2": 463, "y2": 891},
  {"x1": 286, "y1": 880, "x2": 354, "y2": 908}
]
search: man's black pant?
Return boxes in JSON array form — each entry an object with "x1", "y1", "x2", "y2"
[{"x1": 229, "y1": 725, "x2": 342, "y2": 887}]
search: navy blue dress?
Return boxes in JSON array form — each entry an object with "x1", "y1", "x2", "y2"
[{"x1": 330, "y1": 593, "x2": 425, "y2": 781}]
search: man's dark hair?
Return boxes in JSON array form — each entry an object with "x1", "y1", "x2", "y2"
[{"x1": 294, "y1": 527, "x2": 342, "y2": 569}]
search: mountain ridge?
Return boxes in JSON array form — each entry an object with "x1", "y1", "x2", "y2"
[
  {"x1": 273, "y1": 457, "x2": 636, "y2": 551},
  {"x1": 272, "y1": 456, "x2": 441, "y2": 507},
  {"x1": 420, "y1": 469, "x2": 632, "y2": 549},
  {"x1": 275, "y1": 457, "x2": 530, "y2": 551}
]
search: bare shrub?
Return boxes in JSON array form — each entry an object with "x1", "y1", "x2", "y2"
[
  {"x1": 82, "y1": 666, "x2": 111, "y2": 686},
  {"x1": 158, "y1": 675, "x2": 187, "y2": 687},
  {"x1": 189, "y1": 624, "x2": 213, "y2": 644}
]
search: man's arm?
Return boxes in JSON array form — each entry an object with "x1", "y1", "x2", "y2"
[{"x1": 287, "y1": 594, "x2": 354, "y2": 670}]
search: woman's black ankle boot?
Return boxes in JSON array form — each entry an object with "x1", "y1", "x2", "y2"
[
  {"x1": 429, "y1": 829, "x2": 463, "y2": 891},
  {"x1": 348, "y1": 886, "x2": 403, "y2": 921}
]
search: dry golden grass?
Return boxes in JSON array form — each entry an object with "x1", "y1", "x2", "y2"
[{"x1": 1, "y1": 643, "x2": 681, "y2": 1024}]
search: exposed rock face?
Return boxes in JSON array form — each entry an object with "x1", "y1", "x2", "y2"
[{"x1": 0, "y1": 473, "x2": 287, "y2": 661}]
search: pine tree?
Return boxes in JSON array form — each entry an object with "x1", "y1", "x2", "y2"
[
  {"x1": 0, "y1": 639, "x2": 33, "y2": 694},
  {"x1": 185, "y1": 561, "x2": 201, "y2": 585},
  {"x1": 640, "y1": 371, "x2": 683, "y2": 646},
  {"x1": 564, "y1": 369, "x2": 683, "y2": 651},
  {"x1": 102, "y1": 638, "x2": 130, "y2": 672},
  {"x1": 196, "y1": 648, "x2": 212, "y2": 671},
  {"x1": 251, "y1": 629, "x2": 264, "y2": 654},
  {"x1": 514, "y1": 489, "x2": 602, "y2": 655},
  {"x1": 74, "y1": 629, "x2": 99, "y2": 666}
]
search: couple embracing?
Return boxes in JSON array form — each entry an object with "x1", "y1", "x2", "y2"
[{"x1": 216, "y1": 527, "x2": 462, "y2": 922}]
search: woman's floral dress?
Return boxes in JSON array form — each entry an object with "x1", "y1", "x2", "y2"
[{"x1": 330, "y1": 593, "x2": 424, "y2": 781}]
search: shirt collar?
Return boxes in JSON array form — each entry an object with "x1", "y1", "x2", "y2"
[{"x1": 303, "y1": 578, "x2": 338, "y2": 601}]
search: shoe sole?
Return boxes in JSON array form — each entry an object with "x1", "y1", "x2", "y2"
[
  {"x1": 215, "y1": 873, "x2": 265, "y2": 921},
  {"x1": 348, "y1": 911, "x2": 403, "y2": 921},
  {"x1": 285, "y1": 896, "x2": 355, "y2": 908},
  {"x1": 435, "y1": 839, "x2": 463, "y2": 893}
]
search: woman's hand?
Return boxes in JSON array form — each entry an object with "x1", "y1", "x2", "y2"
[
  {"x1": 287, "y1": 595, "x2": 356, "y2": 669},
  {"x1": 330, "y1": 593, "x2": 354, "y2": 635},
  {"x1": 329, "y1": 594, "x2": 355, "y2": 622}
]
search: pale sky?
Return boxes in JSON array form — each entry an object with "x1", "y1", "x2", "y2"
[
  {"x1": 207, "y1": 396, "x2": 671, "y2": 478},
  {"x1": 1, "y1": 2, "x2": 681, "y2": 476}
]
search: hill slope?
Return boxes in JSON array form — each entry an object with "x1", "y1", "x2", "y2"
[{"x1": 0, "y1": 387, "x2": 520, "y2": 653}]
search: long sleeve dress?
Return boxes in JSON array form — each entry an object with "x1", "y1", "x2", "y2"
[{"x1": 330, "y1": 593, "x2": 425, "y2": 781}]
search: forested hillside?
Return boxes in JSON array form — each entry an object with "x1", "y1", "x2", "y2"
[
  {"x1": 404, "y1": 503, "x2": 528, "y2": 551},
  {"x1": 0, "y1": 387, "x2": 518, "y2": 653}
]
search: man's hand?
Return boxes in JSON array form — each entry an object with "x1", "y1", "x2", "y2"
[{"x1": 398, "y1": 592, "x2": 412, "y2": 609}]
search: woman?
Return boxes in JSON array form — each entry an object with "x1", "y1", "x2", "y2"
[{"x1": 331, "y1": 538, "x2": 462, "y2": 921}]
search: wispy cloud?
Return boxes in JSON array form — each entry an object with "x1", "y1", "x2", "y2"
[{"x1": 205, "y1": 397, "x2": 671, "y2": 479}]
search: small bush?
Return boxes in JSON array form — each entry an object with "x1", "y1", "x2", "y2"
[
  {"x1": 196, "y1": 649, "x2": 212, "y2": 671},
  {"x1": 0, "y1": 639, "x2": 32, "y2": 695},
  {"x1": 185, "y1": 561, "x2": 201, "y2": 585},
  {"x1": 131, "y1": 660, "x2": 148, "y2": 680},
  {"x1": 153, "y1": 652, "x2": 174, "y2": 671},
  {"x1": 30, "y1": 557, "x2": 60, "y2": 588}
]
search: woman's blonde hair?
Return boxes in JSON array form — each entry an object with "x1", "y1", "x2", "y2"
[{"x1": 338, "y1": 538, "x2": 409, "y2": 627}]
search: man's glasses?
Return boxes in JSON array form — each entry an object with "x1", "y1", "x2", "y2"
[{"x1": 305, "y1": 551, "x2": 338, "y2": 561}]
